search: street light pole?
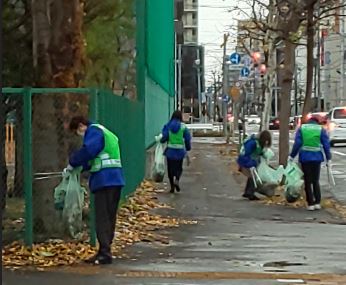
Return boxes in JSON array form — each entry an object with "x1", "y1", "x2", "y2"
[
  {"x1": 222, "y1": 33, "x2": 229, "y2": 138},
  {"x1": 340, "y1": 1, "x2": 345, "y2": 105},
  {"x1": 196, "y1": 48, "x2": 202, "y2": 121}
]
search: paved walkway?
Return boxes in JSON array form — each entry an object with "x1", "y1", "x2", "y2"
[{"x1": 3, "y1": 143, "x2": 346, "y2": 284}]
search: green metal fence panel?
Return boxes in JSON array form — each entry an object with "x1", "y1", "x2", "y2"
[
  {"x1": 145, "y1": 76, "x2": 174, "y2": 147},
  {"x1": 143, "y1": 0, "x2": 175, "y2": 147},
  {"x1": 95, "y1": 89, "x2": 146, "y2": 198},
  {"x1": 146, "y1": 0, "x2": 175, "y2": 95}
]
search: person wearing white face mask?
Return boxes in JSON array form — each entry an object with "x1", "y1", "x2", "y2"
[{"x1": 64, "y1": 116, "x2": 125, "y2": 265}]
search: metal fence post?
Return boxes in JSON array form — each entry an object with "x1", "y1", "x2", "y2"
[
  {"x1": 23, "y1": 87, "x2": 33, "y2": 246},
  {"x1": 88, "y1": 88, "x2": 99, "y2": 247}
]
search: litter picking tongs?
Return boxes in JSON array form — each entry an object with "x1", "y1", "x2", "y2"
[
  {"x1": 327, "y1": 163, "x2": 336, "y2": 187},
  {"x1": 250, "y1": 168, "x2": 263, "y2": 189},
  {"x1": 34, "y1": 171, "x2": 62, "y2": 180}
]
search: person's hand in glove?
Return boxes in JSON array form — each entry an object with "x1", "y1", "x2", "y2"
[
  {"x1": 326, "y1": 160, "x2": 332, "y2": 167},
  {"x1": 62, "y1": 164, "x2": 73, "y2": 178},
  {"x1": 288, "y1": 156, "x2": 294, "y2": 163},
  {"x1": 155, "y1": 133, "x2": 163, "y2": 143}
]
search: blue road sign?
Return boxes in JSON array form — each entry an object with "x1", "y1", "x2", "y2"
[
  {"x1": 240, "y1": 67, "x2": 250, "y2": 77},
  {"x1": 230, "y1": 53, "x2": 241, "y2": 64},
  {"x1": 222, "y1": 94, "x2": 230, "y2": 102}
]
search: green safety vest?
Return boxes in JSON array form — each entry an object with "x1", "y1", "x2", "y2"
[
  {"x1": 240, "y1": 137, "x2": 262, "y2": 159},
  {"x1": 89, "y1": 124, "x2": 122, "y2": 172},
  {"x1": 301, "y1": 124, "x2": 322, "y2": 152},
  {"x1": 168, "y1": 124, "x2": 186, "y2": 149}
]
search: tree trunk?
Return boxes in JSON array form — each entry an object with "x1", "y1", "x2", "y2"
[
  {"x1": 31, "y1": 0, "x2": 87, "y2": 238},
  {"x1": 302, "y1": 5, "x2": 315, "y2": 119},
  {"x1": 279, "y1": 41, "x2": 296, "y2": 166}
]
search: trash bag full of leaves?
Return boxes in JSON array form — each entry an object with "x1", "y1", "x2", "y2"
[{"x1": 54, "y1": 167, "x2": 86, "y2": 238}]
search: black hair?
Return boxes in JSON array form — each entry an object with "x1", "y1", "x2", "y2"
[
  {"x1": 258, "y1": 130, "x2": 272, "y2": 148},
  {"x1": 69, "y1": 116, "x2": 89, "y2": 131},
  {"x1": 171, "y1": 110, "x2": 183, "y2": 121}
]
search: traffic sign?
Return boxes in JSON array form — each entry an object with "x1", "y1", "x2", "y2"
[
  {"x1": 235, "y1": 81, "x2": 241, "y2": 88},
  {"x1": 230, "y1": 53, "x2": 241, "y2": 64},
  {"x1": 230, "y1": 87, "x2": 241, "y2": 102},
  {"x1": 222, "y1": 94, "x2": 230, "y2": 102},
  {"x1": 240, "y1": 67, "x2": 250, "y2": 77}
]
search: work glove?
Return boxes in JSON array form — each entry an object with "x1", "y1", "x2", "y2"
[
  {"x1": 326, "y1": 160, "x2": 332, "y2": 167},
  {"x1": 287, "y1": 156, "x2": 294, "y2": 163},
  {"x1": 155, "y1": 133, "x2": 163, "y2": 143},
  {"x1": 62, "y1": 164, "x2": 73, "y2": 178}
]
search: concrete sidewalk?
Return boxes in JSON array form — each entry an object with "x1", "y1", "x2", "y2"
[{"x1": 3, "y1": 143, "x2": 346, "y2": 285}]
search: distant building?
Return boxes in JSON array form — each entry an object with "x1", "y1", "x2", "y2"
[
  {"x1": 320, "y1": 6, "x2": 346, "y2": 110},
  {"x1": 183, "y1": 0, "x2": 198, "y2": 44},
  {"x1": 181, "y1": 44, "x2": 205, "y2": 122}
]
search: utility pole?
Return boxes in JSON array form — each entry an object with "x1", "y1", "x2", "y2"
[
  {"x1": 340, "y1": 1, "x2": 345, "y2": 105},
  {"x1": 221, "y1": 33, "x2": 229, "y2": 138},
  {"x1": 196, "y1": 48, "x2": 202, "y2": 121},
  {"x1": 294, "y1": 65, "x2": 298, "y2": 116},
  {"x1": 213, "y1": 72, "x2": 217, "y2": 122},
  {"x1": 316, "y1": 2, "x2": 322, "y2": 112}
]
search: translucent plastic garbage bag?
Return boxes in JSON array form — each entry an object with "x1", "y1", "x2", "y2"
[
  {"x1": 284, "y1": 161, "x2": 304, "y2": 203},
  {"x1": 54, "y1": 167, "x2": 85, "y2": 238},
  {"x1": 153, "y1": 142, "x2": 165, "y2": 182},
  {"x1": 257, "y1": 158, "x2": 284, "y2": 184},
  {"x1": 262, "y1": 148, "x2": 275, "y2": 161},
  {"x1": 284, "y1": 161, "x2": 304, "y2": 183},
  {"x1": 285, "y1": 180, "x2": 304, "y2": 203}
]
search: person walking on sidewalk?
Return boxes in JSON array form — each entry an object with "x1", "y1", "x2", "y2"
[
  {"x1": 160, "y1": 110, "x2": 191, "y2": 193},
  {"x1": 237, "y1": 130, "x2": 272, "y2": 201},
  {"x1": 289, "y1": 115, "x2": 331, "y2": 211},
  {"x1": 65, "y1": 116, "x2": 125, "y2": 265}
]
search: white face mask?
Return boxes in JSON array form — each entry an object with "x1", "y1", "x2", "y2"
[{"x1": 76, "y1": 127, "x2": 86, "y2": 137}]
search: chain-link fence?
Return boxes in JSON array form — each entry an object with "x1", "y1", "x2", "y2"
[
  {"x1": 2, "y1": 0, "x2": 175, "y2": 249},
  {"x1": 1, "y1": 87, "x2": 147, "y2": 248}
]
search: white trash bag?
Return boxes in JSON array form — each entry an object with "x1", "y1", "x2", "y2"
[
  {"x1": 153, "y1": 142, "x2": 165, "y2": 182},
  {"x1": 257, "y1": 158, "x2": 284, "y2": 185}
]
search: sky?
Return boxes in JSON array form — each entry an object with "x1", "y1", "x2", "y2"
[{"x1": 198, "y1": 0, "x2": 250, "y2": 86}]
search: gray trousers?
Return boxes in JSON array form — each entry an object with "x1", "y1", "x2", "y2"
[{"x1": 94, "y1": 186, "x2": 122, "y2": 258}]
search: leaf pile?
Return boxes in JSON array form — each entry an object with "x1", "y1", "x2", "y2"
[
  {"x1": 260, "y1": 186, "x2": 346, "y2": 218},
  {"x1": 2, "y1": 181, "x2": 197, "y2": 269}
]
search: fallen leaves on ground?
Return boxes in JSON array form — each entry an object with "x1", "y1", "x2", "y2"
[
  {"x1": 2, "y1": 181, "x2": 197, "y2": 269},
  {"x1": 260, "y1": 186, "x2": 346, "y2": 219}
]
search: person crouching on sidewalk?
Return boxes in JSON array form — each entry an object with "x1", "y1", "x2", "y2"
[{"x1": 237, "y1": 130, "x2": 272, "y2": 201}]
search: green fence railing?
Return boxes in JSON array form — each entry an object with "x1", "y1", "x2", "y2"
[{"x1": 2, "y1": 0, "x2": 175, "y2": 247}]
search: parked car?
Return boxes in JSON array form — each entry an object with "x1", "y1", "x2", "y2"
[
  {"x1": 269, "y1": 117, "x2": 295, "y2": 130},
  {"x1": 246, "y1": 114, "x2": 261, "y2": 125},
  {"x1": 269, "y1": 117, "x2": 280, "y2": 130},
  {"x1": 326, "y1": 107, "x2": 346, "y2": 146}
]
